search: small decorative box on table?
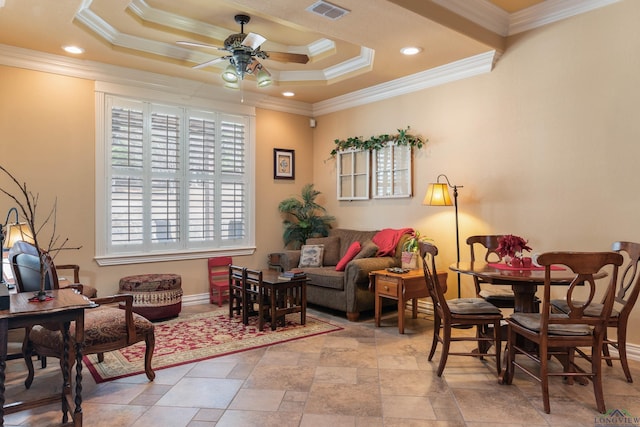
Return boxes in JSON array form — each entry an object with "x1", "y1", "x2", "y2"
[{"x1": 118, "y1": 273, "x2": 183, "y2": 320}]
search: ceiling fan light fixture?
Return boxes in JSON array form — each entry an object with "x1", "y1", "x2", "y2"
[
  {"x1": 222, "y1": 64, "x2": 239, "y2": 83},
  {"x1": 224, "y1": 80, "x2": 240, "y2": 90},
  {"x1": 256, "y1": 68, "x2": 272, "y2": 88}
]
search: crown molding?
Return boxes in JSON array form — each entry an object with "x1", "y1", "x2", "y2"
[
  {"x1": 433, "y1": 0, "x2": 620, "y2": 36},
  {"x1": 0, "y1": 20, "x2": 504, "y2": 123},
  {"x1": 0, "y1": 42, "x2": 500, "y2": 117},
  {"x1": 312, "y1": 50, "x2": 496, "y2": 116},
  {"x1": 432, "y1": 0, "x2": 510, "y2": 36},
  {"x1": 0, "y1": 43, "x2": 314, "y2": 116},
  {"x1": 508, "y1": 0, "x2": 621, "y2": 35}
]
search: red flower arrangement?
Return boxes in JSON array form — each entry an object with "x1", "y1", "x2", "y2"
[{"x1": 496, "y1": 234, "x2": 532, "y2": 258}]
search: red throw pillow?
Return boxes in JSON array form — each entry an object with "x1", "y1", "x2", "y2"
[{"x1": 335, "y1": 241, "x2": 362, "y2": 271}]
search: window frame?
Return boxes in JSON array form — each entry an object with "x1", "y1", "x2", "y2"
[
  {"x1": 94, "y1": 82, "x2": 256, "y2": 266},
  {"x1": 371, "y1": 143, "x2": 413, "y2": 199},
  {"x1": 336, "y1": 149, "x2": 370, "y2": 201}
]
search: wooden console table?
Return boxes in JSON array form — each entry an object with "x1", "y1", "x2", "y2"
[
  {"x1": 0, "y1": 288, "x2": 95, "y2": 426},
  {"x1": 371, "y1": 269, "x2": 447, "y2": 334}
]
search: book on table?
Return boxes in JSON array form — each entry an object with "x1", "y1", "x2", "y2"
[{"x1": 278, "y1": 269, "x2": 306, "y2": 281}]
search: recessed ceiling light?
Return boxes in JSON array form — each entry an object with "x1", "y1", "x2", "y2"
[
  {"x1": 400, "y1": 46, "x2": 422, "y2": 56},
  {"x1": 63, "y1": 45, "x2": 84, "y2": 54},
  {"x1": 282, "y1": 91, "x2": 295, "y2": 97}
]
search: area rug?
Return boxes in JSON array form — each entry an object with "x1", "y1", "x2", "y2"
[{"x1": 83, "y1": 307, "x2": 343, "y2": 383}]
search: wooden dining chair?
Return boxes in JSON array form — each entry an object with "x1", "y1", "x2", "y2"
[
  {"x1": 244, "y1": 268, "x2": 272, "y2": 330},
  {"x1": 229, "y1": 265, "x2": 246, "y2": 321},
  {"x1": 466, "y1": 235, "x2": 541, "y2": 310},
  {"x1": 419, "y1": 241, "x2": 504, "y2": 377},
  {"x1": 503, "y1": 251, "x2": 623, "y2": 414},
  {"x1": 550, "y1": 241, "x2": 640, "y2": 382},
  {"x1": 227, "y1": 265, "x2": 270, "y2": 327}
]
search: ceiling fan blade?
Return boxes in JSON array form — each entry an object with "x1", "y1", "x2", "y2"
[
  {"x1": 266, "y1": 51, "x2": 309, "y2": 64},
  {"x1": 192, "y1": 57, "x2": 227, "y2": 70},
  {"x1": 242, "y1": 32, "x2": 267, "y2": 50},
  {"x1": 177, "y1": 40, "x2": 224, "y2": 50}
]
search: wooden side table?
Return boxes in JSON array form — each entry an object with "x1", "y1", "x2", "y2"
[
  {"x1": 260, "y1": 270, "x2": 307, "y2": 331},
  {"x1": 371, "y1": 269, "x2": 447, "y2": 334}
]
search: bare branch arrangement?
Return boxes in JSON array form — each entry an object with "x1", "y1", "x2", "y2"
[{"x1": 0, "y1": 165, "x2": 80, "y2": 299}]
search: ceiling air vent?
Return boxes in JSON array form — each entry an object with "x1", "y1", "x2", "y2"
[{"x1": 306, "y1": 1, "x2": 350, "y2": 20}]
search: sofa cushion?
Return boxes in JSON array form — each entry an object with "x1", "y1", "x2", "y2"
[
  {"x1": 298, "y1": 245, "x2": 324, "y2": 268},
  {"x1": 336, "y1": 241, "x2": 362, "y2": 271},
  {"x1": 353, "y1": 240, "x2": 379, "y2": 260},
  {"x1": 329, "y1": 229, "x2": 378, "y2": 258},
  {"x1": 304, "y1": 267, "x2": 345, "y2": 290},
  {"x1": 306, "y1": 236, "x2": 341, "y2": 266}
]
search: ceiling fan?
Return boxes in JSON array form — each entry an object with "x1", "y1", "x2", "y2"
[{"x1": 177, "y1": 14, "x2": 309, "y2": 88}]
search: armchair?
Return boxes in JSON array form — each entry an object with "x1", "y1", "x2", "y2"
[{"x1": 9, "y1": 241, "x2": 155, "y2": 387}]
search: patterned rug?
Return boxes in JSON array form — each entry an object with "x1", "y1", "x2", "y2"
[{"x1": 83, "y1": 306, "x2": 342, "y2": 383}]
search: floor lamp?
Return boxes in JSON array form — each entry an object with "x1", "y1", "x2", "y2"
[{"x1": 423, "y1": 174, "x2": 463, "y2": 298}]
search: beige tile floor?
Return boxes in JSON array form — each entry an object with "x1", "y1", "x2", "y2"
[{"x1": 3, "y1": 303, "x2": 640, "y2": 427}]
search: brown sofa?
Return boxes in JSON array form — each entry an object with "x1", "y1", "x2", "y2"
[{"x1": 269, "y1": 228, "x2": 411, "y2": 321}]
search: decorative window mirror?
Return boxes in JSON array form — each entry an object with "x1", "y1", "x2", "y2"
[
  {"x1": 337, "y1": 149, "x2": 370, "y2": 200},
  {"x1": 372, "y1": 143, "x2": 412, "y2": 198}
]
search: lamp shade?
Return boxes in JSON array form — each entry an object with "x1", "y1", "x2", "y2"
[
  {"x1": 256, "y1": 68, "x2": 272, "y2": 87},
  {"x1": 221, "y1": 64, "x2": 239, "y2": 83},
  {"x1": 423, "y1": 183, "x2": 453, "y2": 206},
  {"x1": 4, "y1": 222, "x2": 34, "y2": 248}
]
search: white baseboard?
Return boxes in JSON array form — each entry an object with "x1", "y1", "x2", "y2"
[{"x1": 182, "y1": 292, "x2": 210, "y2": 306}]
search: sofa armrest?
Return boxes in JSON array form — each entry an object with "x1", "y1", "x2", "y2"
[{"x1": 269, "y1": 250, "x2": 301, "y2": 271}]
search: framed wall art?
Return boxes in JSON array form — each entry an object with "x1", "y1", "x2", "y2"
[{"x1": 274, "y1": 148, "x2": 295, "y2": 180}]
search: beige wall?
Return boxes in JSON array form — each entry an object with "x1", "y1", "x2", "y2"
[
  {"x1": 0, "y1": 66, "x2": 314, "y2": 298},
  {"x1": 2, "y1": 1, "x2": 639, "y2": 345},
  {"x1": 312, "y1": 0, "x2": 640, "y2": 343}
]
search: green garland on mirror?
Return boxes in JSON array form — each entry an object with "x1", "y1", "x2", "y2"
[{"x1": 329, "y1": 126, "x2": 426, "y2": 157}]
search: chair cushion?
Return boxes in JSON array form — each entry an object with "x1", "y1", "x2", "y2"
[
  {"x1": 298, "y1": 245, "x2": 324, "y2": 268},
  {"x1": 550, "y1": 299, "x2": 619, "y2": 317},
  {"x1": 29, "y1": 306, "x2": 154, "y2": 349},
  {"x1": 306, "y1": 236, "x2": 341, "y2": 266},
  {"x1": 510, "y1": 312, "x2": 592, "y2": 336},
  {"x1": 479, "y1": 288, "x2": 514, "y2": 299},
  {"x1": 448, "y1": 298, "x2": 502, "y2": 315},
  {"x1": 80, "y1": 285, "x2": 98, "y2": 299}
]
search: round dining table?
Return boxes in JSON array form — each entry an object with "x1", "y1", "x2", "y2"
[{"x1": 449, "y1": 261, "x2": 606, "y2": 313}]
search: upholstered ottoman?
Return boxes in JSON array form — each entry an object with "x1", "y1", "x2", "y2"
[{"x1": 118, "y1": 273, "x2": 183, "y2": 320}]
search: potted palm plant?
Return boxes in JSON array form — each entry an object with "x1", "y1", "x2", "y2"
[{"x1": 278, "y1": 183, "x2": 335, "y2": 249}]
